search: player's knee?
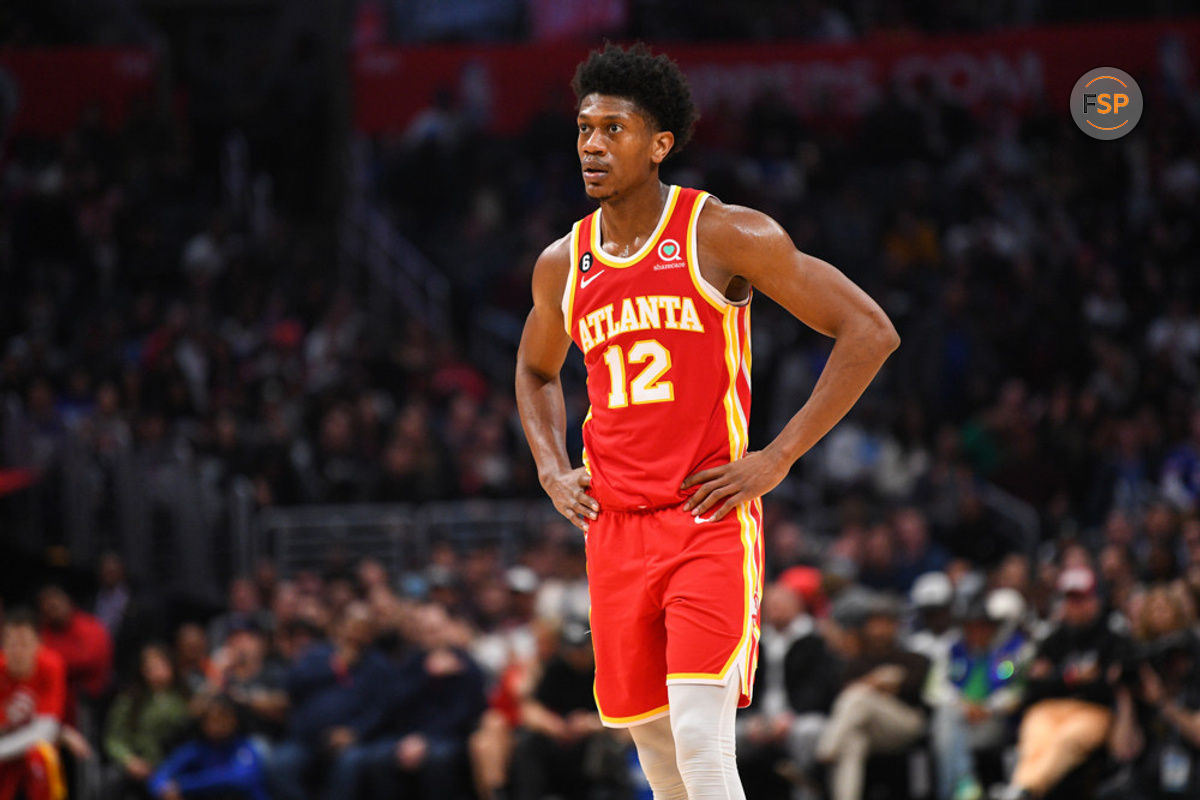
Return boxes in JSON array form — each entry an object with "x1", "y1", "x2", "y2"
[{"x1": 671, "y1": 715, "x2": 717, "y2": 767}]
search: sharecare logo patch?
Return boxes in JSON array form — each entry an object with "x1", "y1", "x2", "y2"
[{"x1": 657, "y1": 239, "x2": 681, "y2": 262}]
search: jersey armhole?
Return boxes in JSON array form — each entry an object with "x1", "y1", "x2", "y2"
[
  {"x1": 687, "y1": 193, "x2": 751, "y2": 310},
  {"x1": 561, "y1": 220, "x2": 581, "y2": 335}
]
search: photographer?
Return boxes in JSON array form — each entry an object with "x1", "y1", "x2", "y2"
[{"x1": 1105, "y1": 585, "x2": 1200, "y2": 799}]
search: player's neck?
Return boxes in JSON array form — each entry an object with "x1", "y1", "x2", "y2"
[{"x1": 598, "y1": 179, "x2": 670, "y2": 255}]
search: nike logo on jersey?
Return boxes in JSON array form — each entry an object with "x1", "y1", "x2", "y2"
[{"x1": 580, "y1": 270, "x2": 605, "y2": 289}]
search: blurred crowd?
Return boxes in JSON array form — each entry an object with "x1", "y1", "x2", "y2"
[
  {"x1": 4, "y1": 502, "x2": 1200, "y2": 800},
  {"x1": 3, "y1": 3, "x2": 1200, "y2": 800},
  {"x1": 5, "y1": 43, "x2": 1200, "y2": 547},
  {"x1": 4, "y1": 0, "x2": 1194, "y2": 46}
]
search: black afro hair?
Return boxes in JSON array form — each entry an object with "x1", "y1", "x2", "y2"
[{"x1": 572, "y1": 42, "x2": 698, "y2": 159}]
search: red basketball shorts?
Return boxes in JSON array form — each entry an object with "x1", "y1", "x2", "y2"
[{"x1": 585, "y1": 499, "x2": 764, "y2": 727}]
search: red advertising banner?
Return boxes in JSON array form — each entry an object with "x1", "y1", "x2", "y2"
[
  {"x1": 0, "y1": 48, "x2": 158, "y2": 136},
  {"x1": 353, "y1": 19, "x2": 1200, "y2": 136}
]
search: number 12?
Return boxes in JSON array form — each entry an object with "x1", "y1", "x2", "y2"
[{"x1": 602, "y1": 340, "x2": 674, "y2": 408}]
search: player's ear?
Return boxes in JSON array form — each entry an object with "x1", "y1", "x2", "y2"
[{"x1": 650, "y1": 130, "x2": 675, "y2": 165}]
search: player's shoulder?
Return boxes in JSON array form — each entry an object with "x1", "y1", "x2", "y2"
[
  {"x1": 695, "y1": 195, "x2": 790, "y2": 254},
  {"x1": 533, "y1": 230, "x2": 573, "y2": 283},
  {"x1": 696, "y1": 195, "x2": 796, "y2": 261},
  {"x1": 536, "y1": 230, "x2": 573, "y2": 269},
  {"x1": 530, "y1": 231, "x2": 574, "y2": 306}
]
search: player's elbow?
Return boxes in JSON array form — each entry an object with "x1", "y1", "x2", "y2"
[
  {"x1": 515, "y1": 358, "x2": 558, "y2": 390},
  {"x1": 865, "y1": 310, "x2": 900, "y2": 356}
]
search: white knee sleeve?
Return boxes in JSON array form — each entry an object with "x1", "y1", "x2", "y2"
[{"x1": 667, "y1": 672, "x2": 746, "y2": 800}]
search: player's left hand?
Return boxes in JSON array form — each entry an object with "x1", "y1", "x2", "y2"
[{"x1": 681, "y1": 449, "x2": 789, "y2": 521}]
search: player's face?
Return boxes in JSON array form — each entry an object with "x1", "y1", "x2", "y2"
[
  {"x1": 577, "y1": 94, "x2": 674, "y2": 202},
  {"x1": 2, "y1": 624, "x2": 38, "y2": 679}
]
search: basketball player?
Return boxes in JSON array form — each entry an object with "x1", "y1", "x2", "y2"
[{"x1": 515, "y1": 44, "x2": 899, "y2": 799}]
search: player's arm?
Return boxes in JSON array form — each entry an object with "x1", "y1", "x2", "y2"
[
  {"x1": 683, "y1": 202, "x2": 900, "y2": 520},
  {"x1": 515, "y1": 236, "x2": 600, "y2": 532}
]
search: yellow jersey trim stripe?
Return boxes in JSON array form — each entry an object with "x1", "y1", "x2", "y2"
[
  {"x1": 721, "y1": 309, "x2": 742, "y2": 461},
  {"x1": 598, "y1": 703, "x2": 672, "y2": 726},
  {"x1": 663, "y1": 500, "x2": 759, "y2": 690}
]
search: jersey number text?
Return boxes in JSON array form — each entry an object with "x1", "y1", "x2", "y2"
[{"x1": 602, "y1": 340, "x2": 674, "y2": 408}]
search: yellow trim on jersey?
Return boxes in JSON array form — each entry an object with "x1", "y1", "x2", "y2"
[
  {"x1": 735, "y1": 500, "x2": 759, "y2": 696},
  {"x1": 664, "y1": 500, "x2": 760, "y2": 693},
  {"x1": 724, "y1": 316, "x2": 744, "y2": 450},
  {"x1": 721, "y1": 308, "x2": 748, "y2": 460},
  {"x1": 598, "y1": 702, "x2": 673, "y2": 727},
  {"x1": 591, "y1": 185, "x2": 681, "y2": 268},
  {"x1": 562, "y1": 220, "x2": 581, "y2": 335},
  {"x1": 580, "y1": 406, "x2": 593, "y2": 473},
  {"x1": 722, "y1": 306, "x2": 756, "y2": 696}
]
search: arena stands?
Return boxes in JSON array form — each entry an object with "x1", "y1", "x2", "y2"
[{"x1": 3, "y1": 2, "x2": 1200, "y2": 799}]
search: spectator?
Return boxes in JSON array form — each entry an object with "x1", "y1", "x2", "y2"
[
  {"x1": 207, "y1": 578, "x2": 273, "y2": 650},
  {"x1": 1161, "y1": 409, "x2": 1200, "y2": 513},
  {"x1": 1105, "y1": 585, "x2": 1200, "y2": 799},
  {"x1": 94, "y1": 553, "x2": 162, "y2": 683},
  {"x1": 893, "y1": 508, "x2": 950, "y2": 590},
  {"x1": 998, "y1": 567, "x2": 1131, "y2": 799},
  {"x1": 469, "y1": 619, "x2": 556, "y2": 800},
  {"x1": 737, "y1": 581, "x2": 841, "y2": 800},
  {"x1": 0, "y1": 609, "x2": 67, "y2": 800},
  {"x1": 907, "y1": 571, "x2": 958, "y2": 681},
  {"x1": 94, "y1": 553, "x2": 133, "y2": 638},
  {"x1": 816, "y1": 592, "x2": 931, "y2": 800},
  {"x1": 534, "y1": 537, "x2": 591, "y2": 627},
  {"x1": 36, "y1": 585, "x2": 113, "y2": 715},
  {"x1": 205, "y1": 622, "x2": 288, "y2": 742},
  {"x1": 470, "y1": 566, "x2": 540, "y2": 678},
  {"x1": 174, "y1": 625, "x2": 214, "y2": 697},
  {"x1": 907, "y1": 571, "x2": 962, "y2": 798},
  {"x1": 933, "y1": 590, "x2": 1031, "y2": 800},
  {"x1": 103, "y1": 643, "x2": 191, "y2": 800},
  {"x1": 510, "y1": 619, "x2": 625, "y2": 800},
  {"x1": 360, "y1": 603, "x2": 487, "y2": 799},
  {"x1": 147, "y1": 694, "x2": 269, "y2": 800},
  {"x1": 266, "y1": 601, "x2": 395, "y2": 800}
]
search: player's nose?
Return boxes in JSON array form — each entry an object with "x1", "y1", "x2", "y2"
[{"x1": 580, "y1": 128, "x2": 606, "y2": 155}]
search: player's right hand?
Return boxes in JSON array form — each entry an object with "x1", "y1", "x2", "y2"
[{"x1": 544, "y1": 466, "x2": 599, "y2": 532}]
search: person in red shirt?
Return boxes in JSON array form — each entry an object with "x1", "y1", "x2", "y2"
[
  {"x1": 0, "y1": 608, "x2": 68, "y2": 800},
  {"x1": 37, "y1": 585, "x2": 113, "y2": 719}
]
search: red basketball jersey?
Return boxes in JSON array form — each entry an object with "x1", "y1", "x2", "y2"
[
  {"x1": 0, "y1": 647, "x2": 66, "y2": 730},
  {"x1": 563, "y1": 186, "x2": 752, "y2": 511}
]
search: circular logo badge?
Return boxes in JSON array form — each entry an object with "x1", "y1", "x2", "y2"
[
  {"x1": 579, "y1": 252, "x2": 593, "y2": 273},
  {"x1": 657, "y1": 238, "x2": 681, "y2": 262},
  {"x1": 1070, "y1": 67, "x2": 1142, "y2": 140}
]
